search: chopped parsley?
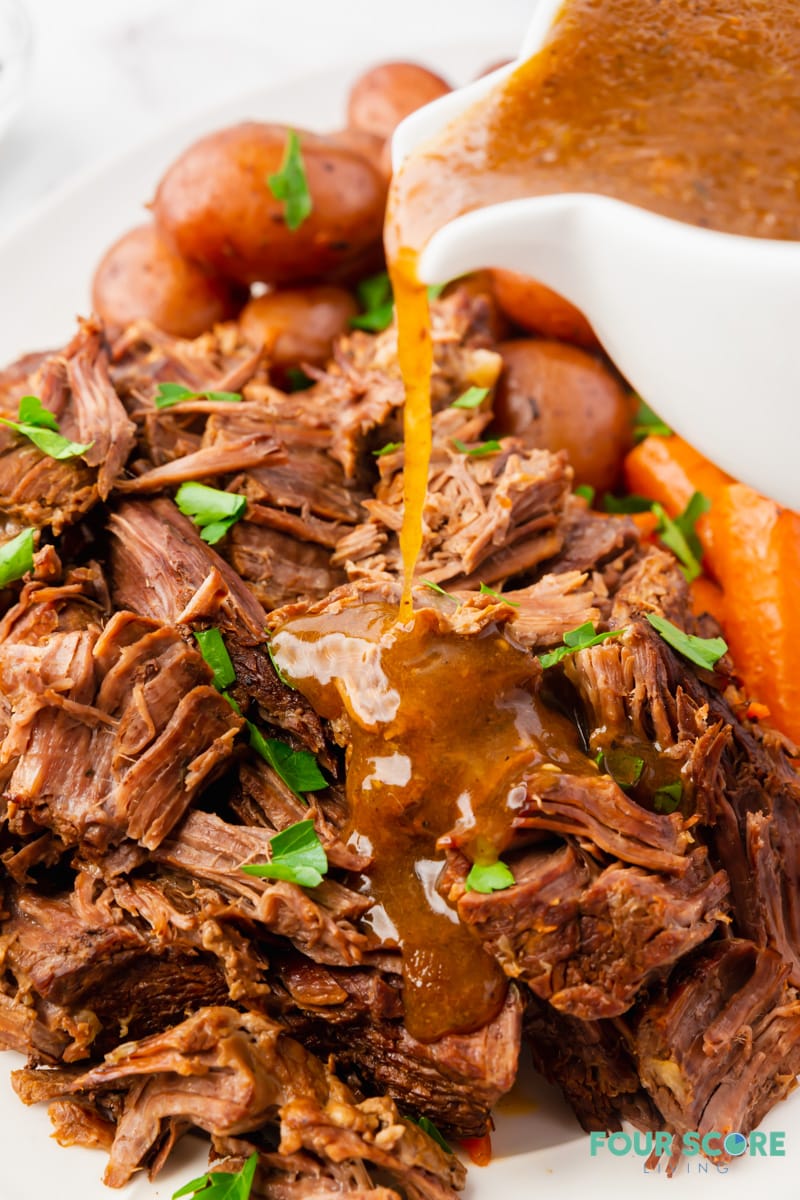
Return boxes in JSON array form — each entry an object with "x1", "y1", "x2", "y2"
[
  {"x1": 479, "y1": 582, "x2": 520, "y2": 608},
  {"x1": 465, "y1": 860, "x2": 515, "y2": 894},
  {"x1": 249, "y1": 725, "x2": 327, "y2": 796},
  {"x1": 0, "y1": 395, "x2": 93, "y2": 461},
  {"x1": 451, "y1": 386, "x2": 490, "y2": 411},
  {"x1": 539, "y1": 622, "x2": 626, "y2": 670},
  {"x1": 194, "y1": 628, "x2": 236, "y2": 691},
  {"x1": 0, "y1": 528, "x2": 34, "y2": 588},
  {"x1": 173, "y1": 1151, "x2": 258, "y2": 1200},
  {"x1": 154, "y1": 382, "x2": 241, "y2": 409},
  {"x1": 284, "y1": 367, "x2": 314, "y2": 393},
  {"x1": 413, "y1": 1115, "x2": 453, "y2": 1154},
  {"x1": 351, "y1": 272, "x2": 394, "y2": 332},
  {"x1": 421, "y1": 579, "x2": 456, "y2": 601},
  {"x1": 574, "y1": 484, "x2": 595, "y2": 504},
  {"x1": 653, "y1": 781, "x2": 683, "y2": 814},
  {"x1": 646, "y1": 612, "x2": 727, "y2": 670},
  {"x1": 603, "y1": 492, "x2": 655, "y2": 514},
  {"x1": 599, "y1": 748, "x2": 644, "y2": 790},
  {"x1": 652, "y1": 491, "x2": 710, "y2": 582},
  {"x1": 373, "y1": 441, "x2": 402, "y2": 458},
  {"x1": 452, "y1": 437, "x2": 502, "y2": 458},
  {"x1": 426, "y1": 282, "x2": 447, "y2": 300},
  {"x1": 267, "y1": 130, "x2": 312, "y2": 230},
  {"x1": 633, "y1": 398, "x2": 672, "y2": 442},
  {"x1": 175, "y1": 481, "x2": 247, "y2": 545},
  {"x1": 241, "y1": 818, "x2": 328, "y2": 888}
]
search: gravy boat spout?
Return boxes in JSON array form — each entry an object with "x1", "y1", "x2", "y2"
[{"x1": 391, "y1": 3, "x2": 800, "y2": 511}]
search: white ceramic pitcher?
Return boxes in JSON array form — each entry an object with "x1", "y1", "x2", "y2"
[{"x1": 392, "y1": 0, "x2": 800, "y2": 510}]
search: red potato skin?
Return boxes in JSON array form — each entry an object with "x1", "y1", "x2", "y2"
[
  {"x1": 153, "y1": 123, "x2": 388, "y2": 287},
  {"x1": 91, "y1": 224, "x2": 243, "y2": 339},
  {"x1": 493, "y1": 339, "x2": 632, "y2": 493},
  {"x1": 346, "y1": 61, "x2": 451, "y2": 140},
  {"x1": 239, "y1": 286, "x2": 358, "y2": 368},
  {"x1": 491, "y1": 269, "x2": 600, "y2": 349}
]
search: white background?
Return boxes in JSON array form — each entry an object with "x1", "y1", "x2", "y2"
[{"x1": 1, "y1": 0, "x2": 531, "y2": 233}]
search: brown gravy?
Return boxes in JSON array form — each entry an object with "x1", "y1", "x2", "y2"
[{"x1": 272, "y1": 601, "x2": 593, "y2": 1040}]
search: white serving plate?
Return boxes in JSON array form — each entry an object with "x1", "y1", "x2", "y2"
[{"x1": 0, "y1": 39, "x2": 798, "y2": 1200}]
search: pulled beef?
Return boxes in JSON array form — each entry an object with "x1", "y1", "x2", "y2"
[
  {"x1": 450, "y1": 843, "x2": 727, "y2": 1018},
  {"x1": 12, "y1": 1006, "x2": 464, "y2": 1198},
  {"x1": 635, "y1": 940, "x2": 800, "y2": 1150}
]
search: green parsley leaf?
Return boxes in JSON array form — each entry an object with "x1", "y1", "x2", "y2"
[
  {"x1": 539, "y1": 622, "x2": 626, "y2": 670},
  {"x1": 653, "y1": 491, "x2": 711, "y2": 582},
  {"x1": 603, "y1": 492, "x2": 655, "y2": 514},
  {"x1": 633, "y1": 398, "x2": 672, "y2": 443},
  {"x1": 173, "y1": 1151, "x2": 258, "y2": 1200},
  {"x1": 646, "y1": 612, "x2": 727, "y2": 670},
  {"x1": 574, "y1": 484, "x2": 595, "y2": 504},
  {"x1": 351, "y1": 272, "x2": 394, "y2": 332},
  {"x1": 602, "y1": 748, "x2": 644, "y2": 790},
  {"x1": 465, "y1": 860, "x2": 516, "y2": 894},
  {"x1": 0, "y1": 396, "x2": 93, "y2": 461},
  {"x1": 452, "y1": 437, "x2": 502, "y2": 458},
  {"x1": 653, "y1": 781, "x2": 683, "y2": 814},
  {"x1": 267, "y1": 130, "x2": 312, "y2": 231},
  {"x1": 248, "y1": 725, "x2": 327, "y2": 796},
  {"x1": 479, "y1": 582, "x2": 520, "y2": 608},
  {"x1": 175, "y1": 481, "x2": 247, "y2": 545},
  {"x1": 373, "y1": 441, "x2": 402, "y2": 458},
  {"x1": 154, "y1": 382, "x2": 241, "y2": 410},
  {"x1": 194, "y1": 628, "x2": 236, "y2": 691},
  {"x1": 18, "y1": 395, "x2": 59, "y2": 431},
  {"x1": 266, "y1": 640, "x2": 294, "y2": 689},
  {"x1": 451, "y1": 386, "x2": 490, "y2": 411},
  {"x1": 426, "y1": 282, "x2": 447, "y2": 300},
  {"x1": 421, "y1": 579, "x2": 456, "y2": 601},
  {"x1": 284, "y1": 367, "x2": 315, "y2": 393},
  {"x1": 0, "y1": 528, "x2": 35, "y2": 588},
  {"x1": 241, "y1": 818, "x2": 328, "y2": 887},
  {"x1": 414, "y1": 1115, "x2": 453, "y2": 1154}
]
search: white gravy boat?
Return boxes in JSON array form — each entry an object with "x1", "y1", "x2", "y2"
[{"x1": 392, "y1": 0, "x2": 800, "y2": 510}]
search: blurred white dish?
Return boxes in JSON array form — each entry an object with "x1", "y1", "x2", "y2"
[
  {"x1": 393, "y1": 0, "x2": 800, "y2": 509},
  {"x1": 0, "y1": 0, "x2": 32, "y2": 142}
]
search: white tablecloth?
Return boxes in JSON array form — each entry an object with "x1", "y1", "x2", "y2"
[{"x1": 0, "y1": 0, "x2": 531, "y2": 233}]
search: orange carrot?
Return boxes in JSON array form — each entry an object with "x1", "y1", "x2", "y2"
[
  {"x1": 624, "y1": 435, "x2": 731, "y2": 573},
  {"x1": 460, "y1": 1134, "x2": 493, "y2": 1167},
  {"x1": 689, "y1": 576, "x2": 727, "y2": 626}
]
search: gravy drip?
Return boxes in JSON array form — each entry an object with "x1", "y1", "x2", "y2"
[{"x1": 272, "y1": 601, "x2": 592, "y2": 1040}]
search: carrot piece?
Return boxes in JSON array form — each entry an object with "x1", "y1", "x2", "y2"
[
  {"x1": 689, "y1": 576, "x2": 727, "y2": 626},
  {"x1": 623, "y1": 435, "x2": 731, "y2": 572},
  {"x1": 631, "y1": 510, "x2": 659, "y2": 539},
  {"x1": 705, "y1": 483, "x2": 800, "y2": 743},
  {"x1": 460, "y1": 1133, "x2": 493, "y2": 1166}
]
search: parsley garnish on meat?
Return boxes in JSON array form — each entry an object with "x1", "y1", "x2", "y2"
[
  {"x1": 351, "y1": 272, "x2": 394, "y2": 332},
  {"x1": 451, "y1": 386, "x2": 490, "y2": 410},
  {"x1": 154, "y1": 382, "x2": 241, "y2": 409},
  {"x1": 574, "y1": 483, "x2": 595, "y2": 504},
  {"x1": 465, "y1": 860, "x2": 516, "y2": 894},
  {"x1": 452, "y1": 437, "x2": 502, "y2": 458},
  {"x1": 248, "y1": 725, "x2": 328, "y2": 796},
  {"x1": 267, "y1": 130, "x2": 312, "y2": 230},
  {"x1": 646, "y1": 612, "x2": 727, "y2": 670},
  {"x1": 373, "y1": 441, "x2": 402, "y2": 457},
  {"x1": 652, "y1": 491, "x2": 710, "y2": 582},
  {"x1": 633, "y1": 398, "x2": 672, "y2": 442},
  {"x1": 175, "y1": 481, "x2": 247, "y2": 545},
  {"x1": 412, "y1": 1115, "x2": 454, "y2": 1153},
  {"x1": 654, "y1": 780, "x2": 683, "y2": 814},
  {"x1": 539, "y1": 622, "x2": 625, "y2": 669},
  {"x1": 241, "y1": 818, "x2": 328, "y2": 887},
  {"x1": 603, "y1": 492, "x2": 655, "y2": 514},
  {"x1": 0, "y1": 395, "x2": 93, "y2": 461},
  {"x1": 194, "y1": 628, "x2": 237, "y2": 691},
  {"x1": 598, "y1": 748, "x2": 645, "y2": 789},
  {"x1": 0, "y1": 528, "x2": 34, "y2": 588},
  {"x1": 173, "y1": 1151, "x2": 258, "y2": 1200},
  {"x1": 479, "y1": 582, "x2": 520, "y2": 608},
  {"x1": 421, "y1": 579, "x2": 456, "y2": 601}
]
